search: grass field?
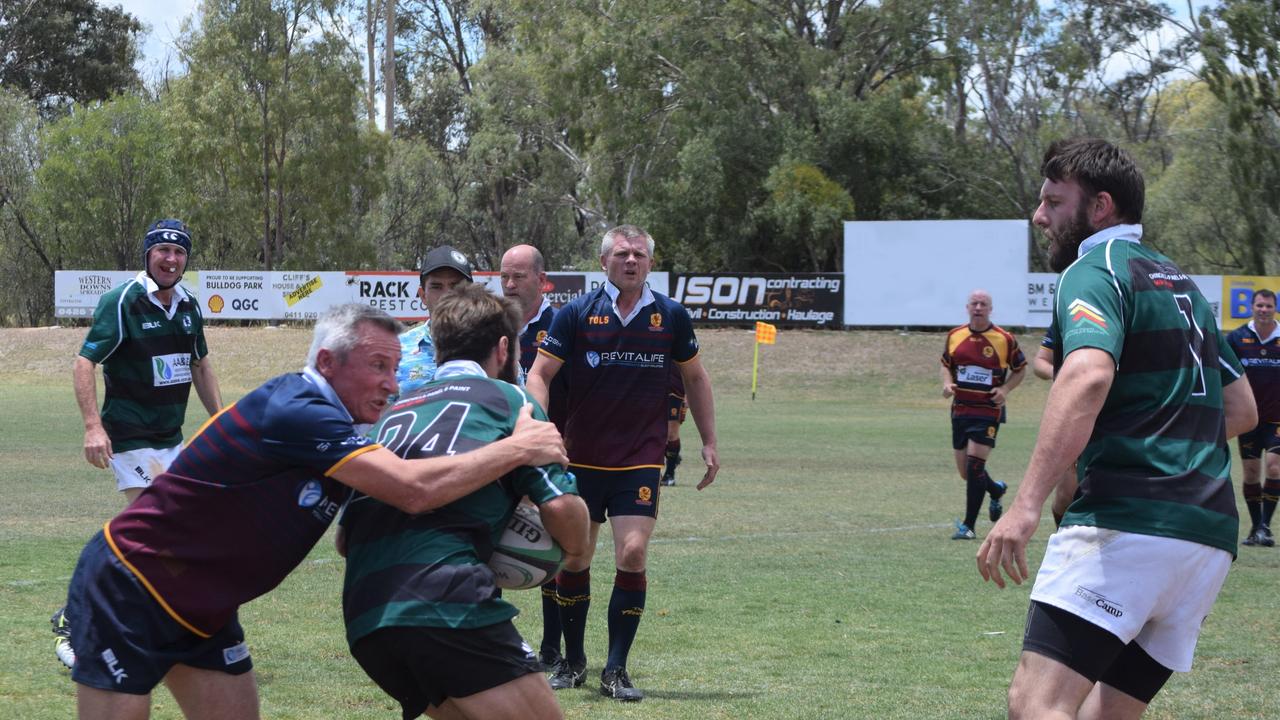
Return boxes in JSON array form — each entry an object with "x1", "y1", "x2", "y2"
[{"x1": 1, "y1": 325, "x2": 1277, "y2": 719}]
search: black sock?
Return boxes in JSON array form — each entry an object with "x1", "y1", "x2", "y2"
[
  {"x1": 540, "y1": 579, "x2": 562, "y2": 659},
  {"x1": 1263, "y1": 479, "x2": 1280, "y2": 527},
  {"x1": 557, "y1": 568, "x2": 590, "y2": 667},
  {"x1": 1244, "y1": 482, "x2": 1263, "y2": 531},
  {"x1": 664, "y1": 440, "x2": 681, "y2": 476},
  {"x1": 964, "y1": 455, "x2": 987, "y2": 528},
  {"x1": 605, "y1": 570, "x2": 646, "y2": 671}
]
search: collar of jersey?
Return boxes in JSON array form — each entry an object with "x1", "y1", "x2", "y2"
[
  {"x1": 134, "y1": 271, "x2": 189, "y2": 317},
  {"x1": 300, "y1": 365, "x2": 354, "y2": 423},
  {"x1": 602, "y1": 280, "x2": 655, "y2": 326},
  {"x1": 1248, "y1": 320, "x2": 1280, "y2": 344},
  {"x1": 434, "y1": 359, "x2": 486, "y2": 379},
  {"x1": 520, "y1": 297, "x2": 553, "y2": 337},
  {"x1": 1077, "y1": 223, "x2": 1142, "y2": 258}
]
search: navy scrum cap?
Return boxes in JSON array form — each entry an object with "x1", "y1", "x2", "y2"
[
  {"x1": 144, "y1": 218, "x2": 192, "y2": 263},
  {"x1": 420, "y1": 245, "x2": 473, "y2": 282}
]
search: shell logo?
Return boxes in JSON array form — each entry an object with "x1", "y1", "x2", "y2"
[{"x1": 208, "y1": 295, "x2": 225, "y2": 313}]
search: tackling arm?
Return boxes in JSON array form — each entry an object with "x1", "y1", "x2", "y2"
[
  {"x1": 680, "y1": 356, "x2": 720, "y2": 490},
  {"x1": 332, "y1": 404, "x2": 567, "y2": 515},
  {"x1": 73, "y1": 356, "x2": 111, "y2": 469}
]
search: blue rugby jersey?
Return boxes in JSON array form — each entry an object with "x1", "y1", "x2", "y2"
[
  {"x1": 1226, "y1": 321, "x2": 1280, "y2": 423},
  {"x1": 105, "y1": 368, "x2": 378, "y2": 637},
  {"x1": 538, "y1": 283, "x2": 699, "y2": 470},
  {"x1": 521, "y1": 299, "x2": 569, "y2": 430}
]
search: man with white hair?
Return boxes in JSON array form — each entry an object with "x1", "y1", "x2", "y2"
[{"x1": 64, "y1": 304, "x2": 567, "y2": 720}]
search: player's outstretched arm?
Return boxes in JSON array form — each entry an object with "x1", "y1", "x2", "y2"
[
  {"x1": 73, "y1": 356, "x2": 112, "y2": 469},
  {"x1": 977, "y1": 348, "x2": 1113, "y2": 588},
  {"x1": 191, "y1": 356, "x2": 224, "y2": 415},
  {"x1": 333, "y1": 405, "x2": 567, "y2": 514},
  {"x1": 525, "y1": 353, "x2": 562, "y2": 414},
  {"x1": 538, "y1": 494, "x2": 590, "y2": 563},
  {"x1": 680, "y1": 357, "x2": 719, "y2": 490}
]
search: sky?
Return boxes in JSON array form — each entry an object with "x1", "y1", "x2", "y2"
[{"x1": 113, "y1": 0, "x2": 200, "y2": 75}]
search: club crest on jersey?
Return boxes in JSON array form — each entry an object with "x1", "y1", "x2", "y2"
[
  {"x1": 298, "y1": 479, "x2": 324, "y2": 508},
  {"x1": 982, "y1": 346, "x2": 994, "y2": 358},
  {"x1": 648, "y1": 313, "x2": 664, "y2": 331},
  {"x1": 637, "y1": 486, "x2": 653, "y2": 505},
  {"x1": 586, "y1": 351, "x2": 601, "y2": 368},
  {"x1": 1067, "y1": 298, "x2": 1108, "y2": 331},
  {"x1": 535, "y1": 330, "x2": 547, "y2": 344}
]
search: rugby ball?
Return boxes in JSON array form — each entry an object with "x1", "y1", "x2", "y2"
[{"x1": 488, "y1": 503, "x2": 564, "y2": 590}]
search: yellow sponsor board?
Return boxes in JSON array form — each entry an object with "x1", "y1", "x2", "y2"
[
  {"x1": 1221, "y1": 275, "x2": 1280, "y2": 331},
  {"x1": 284, "y1": 275, "x2": 323, "y2": 307}
]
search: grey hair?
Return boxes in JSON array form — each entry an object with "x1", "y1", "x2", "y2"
[
  {"x1": 600, "y1": 224, "x2": 655, "y2": 258},
  {"x1": 307, "y1": 303, "x2": 404, "y2": 368}
]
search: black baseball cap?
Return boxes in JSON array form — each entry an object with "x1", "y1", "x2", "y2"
[{"x1": 420, "y1": 245, "x2": 473, "y2": 281}]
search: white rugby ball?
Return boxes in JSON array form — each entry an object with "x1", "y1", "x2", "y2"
[{"x1": 488, "y1": 503, "x2": 564, "y2": 590}]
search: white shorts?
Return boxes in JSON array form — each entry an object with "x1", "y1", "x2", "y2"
[
  {"x1": 1029, "y1": 525, "x2": 1231, "y2": 672},
  {"x1": 109, "y1": 445, "x2": 182, "y2": 492}
]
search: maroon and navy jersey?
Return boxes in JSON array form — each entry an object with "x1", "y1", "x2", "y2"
[
  {"x1": 104, "y1": 369, "x2": 379, "y2": 637},
  {"x1": 521, "y1": 299, "x2": 569, "y2": 431},
  {"x1": 942, "y1": 323, "x2": 1026, "y2": 420},
  {"x1": 539, "y1": 284, "x2": 699, "y2": 470},
  {"x1": 1226, "y1": 323, "x2": 1280, "y2": 423}
]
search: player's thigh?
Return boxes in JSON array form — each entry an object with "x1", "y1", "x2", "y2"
[
  {"x1": 1078, "y1": 683, "x2": 1150, "y2": 720},
  {"x1": 1007, "y1": 650, "x2": 1096, "y2": 720},
  {"x1": 965, "y1": 438, "x2": 993, "y2": 461},
  {"x1": 76, "y1": 684, "x2": 151, "y2": 720},
  {"x1": 441, "y1": 672, "x2": 562, "y2": 720},
  {"x1": 610, "y1": 515, "x2": 657, "y2": 572},
  {"x1": 164, "y1": 665, "x2": 260, "y2": 720},
  {"x1": 563, "y1": 522, "x2": 602, "y2": 571}
]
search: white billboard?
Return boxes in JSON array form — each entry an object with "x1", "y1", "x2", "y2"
[
  {"x1": 54, "y1": 271, "x2": 140, "y2": 318},
  {"x1": 844, "y1": 220, "x2": 1029, "y2": 326},
  {"x1": 1025, "y1": 272, "x2": 1223, "y2": 329}
]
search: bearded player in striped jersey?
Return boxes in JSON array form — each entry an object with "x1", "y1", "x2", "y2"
[{"x1": 979, "y1": 138, "x2": 1256, "y2": 719}]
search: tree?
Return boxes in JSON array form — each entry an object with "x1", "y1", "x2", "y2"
[
  {"x1": 0, "y1": 89, "x2": 50, "y2": 323},
  {"x1": 0, "y1": 0, "x2": 143, "y2": 116}
]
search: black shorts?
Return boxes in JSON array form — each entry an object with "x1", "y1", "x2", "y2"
[
  {"x1": 67, "y1": 532, "x2": 252, "y2": 694},
  {"x1": 1238, "y1": 422, "x2": 1280, "y2": 460},
  {"x1": 1022, "y1": 601, "x2": 1172, "y2": 704},
  {"x1": 951, "y1": 416, "x2": 1000, "y2": 450},
  {"x1": 350, "y1": 621, "x2": 542, "y2": 720},
  {"x1": 572, "y1": 466, "x2": 661, "y2": 524},
  {"x1": 668, "y1": 395, "x2": 687, "y2": 424}
]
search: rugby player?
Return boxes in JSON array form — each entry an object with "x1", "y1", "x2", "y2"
[
  {"x1": 979, "y1": 137, "x2": 1256, "y2": 719},
  {"x1": 526, "y1": 224, "x2": 720, "y2": 701},
  {"x1": 940, "y1": 289, "x2": 1026, "y2": 539},
  {"x1": 661, "y1": 365, "x2": 688, "y2": 487},
  {"x1": 1225, "y1": 288, "x2": 1280, "y2": 547}
]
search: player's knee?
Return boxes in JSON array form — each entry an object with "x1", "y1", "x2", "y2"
[{"x1": 615, "y1": 543, "x2": 647, "y2": 572}]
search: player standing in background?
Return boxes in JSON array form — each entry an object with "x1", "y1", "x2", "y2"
[
  {"x1": 660, "y1": 365, "x2": 687, "y2": 486},
  {"x1": 1225, "y1": 288, "x2": 1280, "y2": 547},
  {"x1": 56, "y1": 218, "x2": 224, "y2": 669},
  {"x1": 1031, "y1": 327, "x2": 1078, "y2": 528},
  {"x1": 65, "y1": 303, "x2": 567, "y2": 720},
  {"x1": 396, "y1": 245, "x2": 473, "y2": 398},
  {"x1": 979, "y1": 137, "x2": 1256, "y2": 718},
  {"x1": 340, "y1": 285, "x2": 589, "y2": 720},
  {"x1": 526, "y1": 224, "x2": 720, "y2": 702},
  {"x1": 940, "y1": 289, "x2": 1026, "y2": 540},
  {"x1": 500, "y1": 242, "x2": 572, "y2": 669}
]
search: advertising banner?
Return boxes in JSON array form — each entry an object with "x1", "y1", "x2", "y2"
[
  {"x1": 1221, "y1": 275, "x2": 1280, "y2": 331},
  {"x1": 1026, "y1": 272, "x2": 1223, "y2": 329},
  {"x1": 54, "y1": 271, "x2": 139, "y2": 318},
  {"x1": 198, "y1": 271, "x2": 275, "y2": 320},
  {"x1": 671, "y1": 273, "x2": 843, "y2": 326}
]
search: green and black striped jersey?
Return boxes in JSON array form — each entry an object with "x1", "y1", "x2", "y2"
[
  {"x1": 340, "y1": 360, "x2": 577, "y2": 644},
  {"x1": 1051, "y1": 236, "x2": 1244, "y2": 554},
  {"x1": 78, "y1": 274, "x2": 208, "y2": 453}
]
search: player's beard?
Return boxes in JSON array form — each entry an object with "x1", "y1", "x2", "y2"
[
  {"x1": 1047, "y1": 204, "x2": 1095, "y2": 273},
  {"x1": 498, "y1": 342, "x2": 519, "y2": 384}
]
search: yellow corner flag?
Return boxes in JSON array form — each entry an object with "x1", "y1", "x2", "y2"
[{"x1": 752, "y1": 322, "x2": 777, "y2": 400}]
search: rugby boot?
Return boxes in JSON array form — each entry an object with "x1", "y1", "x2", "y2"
[
  {"x1": 1259, "y1": 525, "x2": 1276, "y2": 548},
  {"x1": 51, "y1": 606, "x2": 75, "y2": 669},
  {"x1": 1242, "y1": 526, "x2": 1260, "y2": 546},
  {"x1": 548, "y1": 659, "x2": 586, "y2": 690},
  {"x1": 989, "y1": 480, "x2": 1008, "y2": 522},
  {"x1": 600, "y1": 667, "x2": 644, "y2": 701},
  {"x1": 951, "y1": 521, "x2": 976, "y2": 540}
]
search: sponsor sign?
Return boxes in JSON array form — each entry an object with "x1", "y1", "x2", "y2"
[
  {"x1": 54, "y1": 271, "x2": 141, "y2": 318},
  {"x1": 199, "y1": 271, "x2": 273, "y2": 319},
  {"x1": 274, "y1": 272, "x2": 348, "y2": 321},
  {"x1": 1028, "y1": 272, "x2": 1223, "y2": 329},
  {"x1": 672, "y1": 273, "x2": 843, "y2": 326},
  {"x1": 1221, "y1": 275, "x2": 1280, "y2": 331}
]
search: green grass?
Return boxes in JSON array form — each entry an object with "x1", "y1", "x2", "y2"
[{"x1": 0, "y1": 327, "x2": 1277, "y2": 718}]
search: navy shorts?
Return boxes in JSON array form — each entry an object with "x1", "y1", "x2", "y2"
[
  {"x1": 668, "y1": 395, "x2": 687, "y2": 424},
  {"x1": 67, "y1": 531, "x2": 252, "y2": 694},
  {"x1": 571, "y1": 466, "x2": 661, "y2": 524},
  {"x1": 952, "y1": 416, "x2": 1000, "y2": 450},
  {"x1": 350, "y1": 621, "x2": 541, "y2": 720},
  {"x1": 1238, "y1": 422, "x2": 1280, "y2": 460}
]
